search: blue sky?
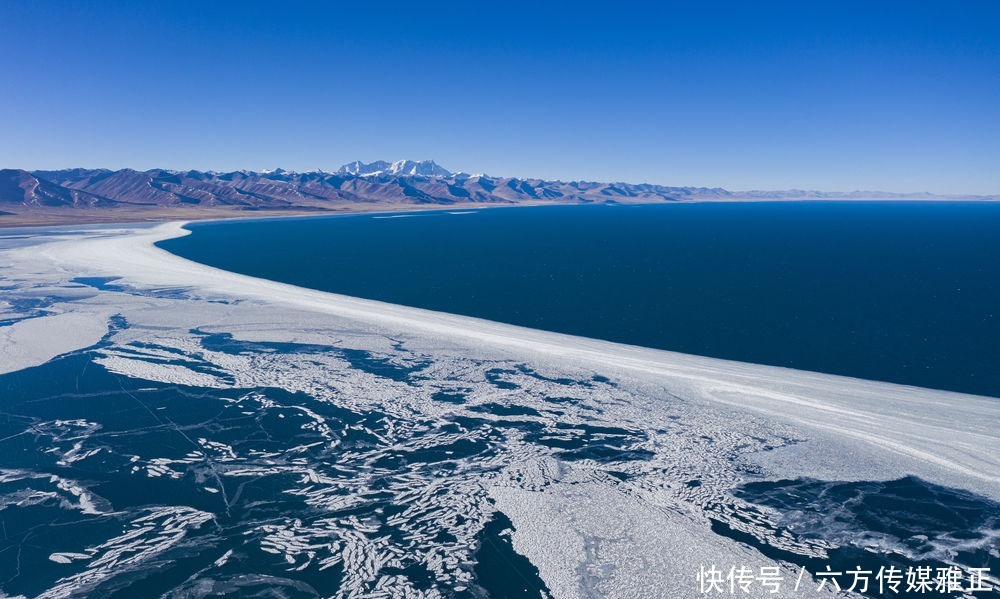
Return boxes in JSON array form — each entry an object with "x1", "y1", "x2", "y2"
[{"x1": 1, "y1": 1, "x2": 998, "y2": 194}]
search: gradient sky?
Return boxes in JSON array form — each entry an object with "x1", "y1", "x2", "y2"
[{"x1": 2, "y1": 1, "x2": 998, "y2": 194}]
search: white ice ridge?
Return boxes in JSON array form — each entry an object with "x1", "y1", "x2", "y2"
[{"x1": 21, "y1": 221, "x2": 1000, "y2": 496}]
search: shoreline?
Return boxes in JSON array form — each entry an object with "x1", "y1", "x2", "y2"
[
  {"x1": 14, "y1": 219, "x2": 999, "y2": 497},
  {"x1": 4, "y1": 195, "x2": 1000, "y2": 229},
  {"x1": 0, "y1": 199, "x2": 594, "y2": 229}
]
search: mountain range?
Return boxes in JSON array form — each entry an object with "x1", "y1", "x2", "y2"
[{"x1": 1, "y1": 160, "x2": 994, "y2": 225}]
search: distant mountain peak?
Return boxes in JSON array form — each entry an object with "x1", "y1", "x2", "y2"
[{"x1": 337, "y1": 159, "x2": 451, "y2": 178}]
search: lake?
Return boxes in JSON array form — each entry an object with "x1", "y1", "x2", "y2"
[{"x1": 159, "y1": 202, "x2": 1000, "y2": 397}]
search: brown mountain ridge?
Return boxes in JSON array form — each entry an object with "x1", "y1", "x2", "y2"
[{"x1": 1, "y1": 161, "x2": 994, "y2": 226}]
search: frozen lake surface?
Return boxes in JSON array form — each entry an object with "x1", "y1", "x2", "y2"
[{"x1": 0, "y1": 219, "x2": 996, "y2": 597}]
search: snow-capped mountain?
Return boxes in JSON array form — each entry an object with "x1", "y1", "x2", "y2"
[{"x1": 337, "y1": 160, "x2": 451, "y2": 178}]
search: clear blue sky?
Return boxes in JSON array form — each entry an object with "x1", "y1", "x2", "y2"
[{"x1": 1, "y1": 1, "x2": 998, "y2": 194}]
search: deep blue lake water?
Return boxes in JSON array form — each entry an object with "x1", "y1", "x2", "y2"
[{"x1": 159, "y1": 202, "x2": 1000, "y2": 398}]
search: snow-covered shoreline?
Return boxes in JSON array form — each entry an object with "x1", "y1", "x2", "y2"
[{"x1": 15, "y1": 220, "x2": 997, "y2": 495}]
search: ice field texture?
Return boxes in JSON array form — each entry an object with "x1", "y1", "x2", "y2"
[{"x1": 0, "y1": 222, "x2": 996, "y2": 598}]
